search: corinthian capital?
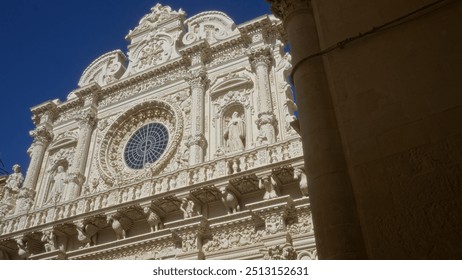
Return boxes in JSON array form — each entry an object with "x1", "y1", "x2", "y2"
[
  {"x1": 248, "y1": 46, "x2": 273, "y2": 70},
  {"x1": 186, "y1": 133, "x2": 207, "y2": 149},
  {"x1": 267, "y1": 0, "x2": 311, "y2": 22},
  {"x1": 76, "y1": 110, "x2": 97, "y2": 128},
  {"x1": 29, "y1": 126, "x2": 54, "y2": 145},
  {"x1": 185, "y1": 68, "x2": 208, "y2": 90}
]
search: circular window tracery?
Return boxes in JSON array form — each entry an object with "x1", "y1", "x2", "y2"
[
  {"x1": 124, "y1": 123, "x2": 169, "y2": 169},
  {"x1": 97, "y1": 100, "x2": 183, "y2": 185}
]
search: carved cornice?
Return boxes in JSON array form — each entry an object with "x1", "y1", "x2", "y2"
[
  {"x1": 179, "y1": 40, "x2": 211, "y2": 66},
  {"x1": 31, "y1": 101, "x2": 58, "y2": 126},
  {"x1": 267, "y1": 0, "x2": 312, "y2": 22}
]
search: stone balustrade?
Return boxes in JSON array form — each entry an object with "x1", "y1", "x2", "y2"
[{"x1": 0, "y1": 137, "x2": 303, "y2": 236}]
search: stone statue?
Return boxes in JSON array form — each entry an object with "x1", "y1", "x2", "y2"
[
  {"x1": 75, "y1": 222, "x2": 98, "y2": 248},
  {"x1": 3, "y1": 164, "x2": 24, "y2": 200},
  {"x1": 221, "y1": 188, "x2": 240, "y2": 214},
  {"x1": 294, "y1": 168, "x2": 309, "y2": 197},
  {"x1": 41, "y1": 230, "x2": 57, "y2": 252},
  {"x1": 143, "y1": 206, "x2": 162, "y2": 232},
  {"x1": 107, "y1": 215, "x2": 126, "y2": 240},
  {"x1": 180, "y1": 198, "x2": 196, "y2": 219},
  {"x1": 16, "y1": 238, "x2": 29, "y2": 260},
  {"x1": 46, "y1": 165, "x2": 68, "y2": 204},
  {"x1": 224, "y1": 112, "x2": 245, "y2": 152},
  {"x1": 259, "y1": 175, "x2": 278, "y2": 200}
]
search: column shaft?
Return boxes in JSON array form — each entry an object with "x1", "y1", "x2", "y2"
[{"x1": 268, "y1": 0, "x2": 367, "y2": 259}]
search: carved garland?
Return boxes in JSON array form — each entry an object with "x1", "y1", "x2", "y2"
[{"x1": 97, "y1": 100, "x2": 184, "y2": 185}]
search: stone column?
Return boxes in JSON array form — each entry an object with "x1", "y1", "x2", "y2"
[
  {"x1": 67, "y1": 96, "x2": 97, "y2": 201},
  {"x1": 249, "y1": 47, "x2": 277, "y2": 144},
  {"x1": 267, "y1": 0, "x2": 367, "y2": 259},
  {"x1": 23, "y1": 121, "x2": 54, "y2": 192},
  {"x1": 185, "y1": 69, "x2": 207, "y2": 165}
]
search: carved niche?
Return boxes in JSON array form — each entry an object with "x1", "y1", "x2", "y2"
[{"x1": 40, "y1": 136, "x2": 77, "y2": 207}]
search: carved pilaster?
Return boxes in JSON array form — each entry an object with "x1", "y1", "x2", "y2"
[
  {"x1": 185, "y1": 69, "x2": 208, "y2": 165},
  {"x1": 267, "y1": 0, "x2": 311, "y2": 22},
  {"x1": 23, "y1": 126, "x2": 53, "y2": 191},
  {"x1": 68, "y1": 108, "x2": 97, "y2": 200},
  {"x1": 186, "y1": 133, "x2": 207, "y2": 149},
  {"x1": 248, "y1": 46, "x2": 277, "y2": 144}
]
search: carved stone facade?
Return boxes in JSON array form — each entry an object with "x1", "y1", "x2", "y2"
[{"x1": 0, "y1": 4, "x2": 313, "y2": 260}]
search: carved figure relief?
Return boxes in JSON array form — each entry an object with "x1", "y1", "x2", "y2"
[
  {"x1": 180, "y1": 198, "x2": 196, "y2": 219},
  {"x1": 3, "y1": 164, "x2": 24, "y2": 199},
  {"x1": 75, "y1": 222, "x2": 99, "y2": 248},
  {"x1": 294, "y1": 168, "x2": 308, "y2": 197},
  {"x1": 224, "y1": 111, "x2": 245, "y2": 153},
  {"x1": 221, "y1": 188, "x2": 240, "y2": 214},
  {"x1": 107, "y1": 215, "x2": 126, "y2": 240},
  {"x1": 259, "y1": 175, "x2": 278, "y2": 200},
  {"x1": 45, "y1": 165, "x2": 68, "y2": 205},
  {"x1": 143, "y1": 206, "x2": 163, "y2": 232},
  {"x1": 41, "y1": 230, "x2": 57, "y2": 252}
]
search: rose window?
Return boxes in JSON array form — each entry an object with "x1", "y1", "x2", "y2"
[{"x1": 124, "y1": 123, "x2": 169, "y2": 169}]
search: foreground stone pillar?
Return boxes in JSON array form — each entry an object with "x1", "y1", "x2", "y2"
[
  {"x1": 267, "y1": 0, "x2": 367, "y2": 259},
  {"x1": 249, "y1": 47, "x2": 277, "y2": 144}
]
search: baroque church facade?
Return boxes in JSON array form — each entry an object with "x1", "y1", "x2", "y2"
[{"x1": 0, "y1": 4, "x2": 314, "y2": 260}]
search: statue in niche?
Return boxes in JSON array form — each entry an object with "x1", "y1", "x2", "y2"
[
  {"x1": 45, "y1": 165, "x2": 68, "y2": 205},
  {"x1": 224, "y1": 111, "x2": 245, "y2": 153},
  {"x1": 2, "y1": 164, "x2": 24, "y2": 201}
]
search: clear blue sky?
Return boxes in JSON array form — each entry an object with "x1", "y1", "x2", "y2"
[{"x1": 0, "y1": 0, "x2": 272, "y2": 174}]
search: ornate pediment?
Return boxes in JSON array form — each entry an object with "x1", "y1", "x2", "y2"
[
  {"x1": 126, "y1": 4, "x2": 186, "y2": 40},
  {"x1": 78, "y1": 50, "x2": 127, "y2": 88},
  {"x1": 123, "y1": 4, "x2": 185, "y2": 77}
]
